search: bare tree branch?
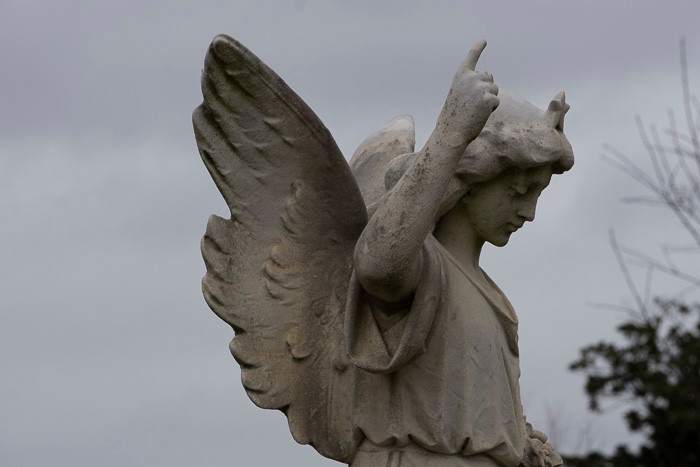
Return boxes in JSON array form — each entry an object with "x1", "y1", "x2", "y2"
[{"x1": 610, "y1": 230, "x2": 649, "y2": 318}]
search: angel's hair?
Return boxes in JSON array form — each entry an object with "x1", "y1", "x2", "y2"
[{"x1": 384, "y1": 89, "x2": 574, "y2": 198}]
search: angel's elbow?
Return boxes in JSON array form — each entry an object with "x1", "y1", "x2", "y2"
[
  {"x1": 353, "y1": 244, "x2": 384, "y2": 287},
  {"x1": 353, "y1": 244, "x2": 418, "y2": 303}
]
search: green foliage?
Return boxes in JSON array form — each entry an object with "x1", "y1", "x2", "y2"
[{"x1": 566, "y1": 300, "x2": 700, "y2": 466}]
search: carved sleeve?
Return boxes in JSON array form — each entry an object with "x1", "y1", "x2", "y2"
[{"x1": 344, "y1": 237, "x2": 445, "y2": 374}]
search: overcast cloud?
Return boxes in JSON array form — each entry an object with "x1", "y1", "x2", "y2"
[{"x1": 3, "y1": 1, "x2": 700, "y2": 466}]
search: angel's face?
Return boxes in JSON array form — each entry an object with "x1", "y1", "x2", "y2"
[{"x1": 461, "y1": 164, "x2": 553, "y2": 247}]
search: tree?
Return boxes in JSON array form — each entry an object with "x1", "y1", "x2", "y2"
[
  {"x1": 567, "y1": 300, "x2": 700, "y2": 466},
  {"x1": 565, "y1": 38, "x2": 700, "y2": 466}
]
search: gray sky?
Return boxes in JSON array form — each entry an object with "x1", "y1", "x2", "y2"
[{"x1": 3, "y1": 1, "x2": 700, "y2": 465}]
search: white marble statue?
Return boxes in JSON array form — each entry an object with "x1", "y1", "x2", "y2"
[{"x1": 193, "y1": 34, "x2": 573, "y2": 466}]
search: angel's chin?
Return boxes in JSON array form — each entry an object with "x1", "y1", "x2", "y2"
[{"x1": 487, "y1": 233, "x2": 512, "y2": 248}]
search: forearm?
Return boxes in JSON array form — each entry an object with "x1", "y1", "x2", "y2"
[
  {"x1": 353, "y1": 39, "x2": 498, "y2": 303},
  {"x1": 353, "y1": 129, "x2": 467, "y2": 302}
]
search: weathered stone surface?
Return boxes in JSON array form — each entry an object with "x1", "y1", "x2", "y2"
[{"x1": 193, "y1": 34, "x2": 573, "y2": 466}]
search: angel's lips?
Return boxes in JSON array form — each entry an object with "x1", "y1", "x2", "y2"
[{"x1": 506, "y1": 222, "x2": 523, "y2": 233}]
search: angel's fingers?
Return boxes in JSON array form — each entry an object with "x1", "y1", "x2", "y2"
[
  {"x1": 481, "y1": 71, "x2": 494, "y2": 83},
  {"x1": 484, "y1": 82, "x2": 499, "y2": 96},
  {"x1": 531, "y1": 430, "x2": 548, "y2": 443},
  {"x1": 486, "y1": 94, "x2": 500, "y2": 112},
  {"x1": 459, "y1": 39, "x2": 487, "y2": 73}
]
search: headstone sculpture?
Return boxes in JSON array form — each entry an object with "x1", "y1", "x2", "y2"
[{"x1": 193, "y1": 34, "x2": 574, "y2": 466}]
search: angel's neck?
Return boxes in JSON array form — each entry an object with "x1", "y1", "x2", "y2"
[{"x1": 433, "y1": 210, "x2": 484, "y2": 275}]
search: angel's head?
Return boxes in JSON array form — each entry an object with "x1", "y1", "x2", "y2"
[
  {"x1": 385, "y1": 89, "x2": 574, "y2": 245},
  {"x1": 453, "y1": 89, "x2": 573, "y2": 182}
]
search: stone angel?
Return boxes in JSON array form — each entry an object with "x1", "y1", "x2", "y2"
[{"x1": 193, "y1": 34, "x2": 573, "y2": 466}]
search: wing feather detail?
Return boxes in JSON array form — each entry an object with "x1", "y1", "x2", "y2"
[{"x1": 193, "y1": 35, "x2": 366, "y2": 462}]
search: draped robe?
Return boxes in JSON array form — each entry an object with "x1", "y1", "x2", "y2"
[{"x1": 345, "y1": 234, "x2": 526, "y2": 466}]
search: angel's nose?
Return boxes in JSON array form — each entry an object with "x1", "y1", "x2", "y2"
[{"x1": 518, "y1": 201, "x2": 537, "y2": 222}]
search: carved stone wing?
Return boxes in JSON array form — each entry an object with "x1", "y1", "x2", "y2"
[
  {"x1": 349, "y1": 114, "x2": 415, "y2": 208},
  {"x1": 193, "y1": 34, "x2": 367, "y2": 462}
]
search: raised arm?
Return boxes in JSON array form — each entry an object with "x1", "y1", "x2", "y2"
[{"x1": 353, "y1": 40, "x2": 499, "y2": 303}]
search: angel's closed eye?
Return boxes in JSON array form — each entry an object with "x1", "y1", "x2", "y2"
[{"x1": 509, "y1": 184, "x2": 528, "y2": 196}]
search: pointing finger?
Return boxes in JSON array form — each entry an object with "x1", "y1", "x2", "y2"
[{"x1": 460, "y1": 39, "x2": 487, "y2": 73}]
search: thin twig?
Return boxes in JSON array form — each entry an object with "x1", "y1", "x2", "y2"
[
  {"x1": 618, "y1": 244, "x2": 700, "y2": 287},
  {"x1": 638, "y1": 116, "x2": 666, "y2": 188},
  {"x1": 610, "y1": 230, "x2": 649, "y2": 318}
]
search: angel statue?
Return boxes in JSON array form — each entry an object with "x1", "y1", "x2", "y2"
[{"x1": 193, "y1": 34, "x2": 574, "y2": 467}]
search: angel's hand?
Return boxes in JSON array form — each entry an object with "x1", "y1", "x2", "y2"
[
  {"x1": 521, "y1": 437, "x2": 554, "y2": 467},
  {"x1": 521, "y1": 423, "x2": 563, "y2": 467},
  {"x1": 435, "y1": 39, "x2": 500, "y2": 148}
]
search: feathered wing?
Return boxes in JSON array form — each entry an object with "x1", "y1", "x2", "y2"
[
  {"x1": 349, "y1": 114, "x2": 415, "y2": 207},
  {"x1": 193, "y1": 34, "x2": 367, "y2": 462}
]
